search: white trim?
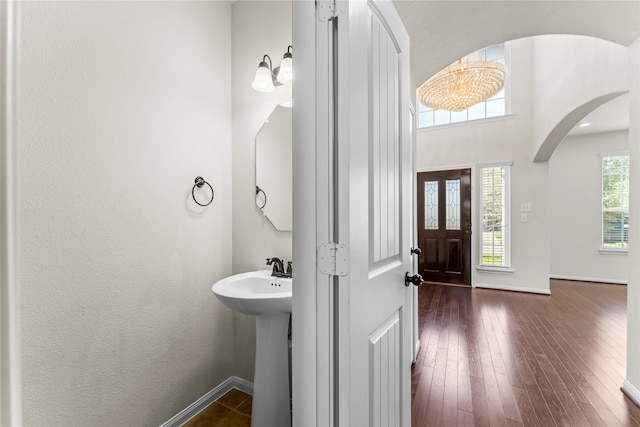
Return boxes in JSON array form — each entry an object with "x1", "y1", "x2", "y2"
[
  {"x1": 622, "y1": 380, "x2": 640, "y2": 407},
  {"x1": 550, "y1": 274, "x2": 628, "y2": 285},
  {"x1": 159, "y1": 376, "x2": 253, "y2": 427},
  {"x1": 416, "y1": 114, "x2": 515, "y2": 133},
  {"x1": 600, "y1": 150, "x2": 629, "y2": 158},
  {"x1": 1, "y1": 1, "x2": 22, "y2": 425},
  {"x1": 417, "y1": 163, "x2": 475, "y2": 173},
  {"x1": 410, "y1": 104, "x2": 420, "y2": 365},
  {"x1": 503, "y1": 41, "x2": 512, "y2": 115},
  {"x1": 477, "y1": 266, "x2": 515, "y2": 274},
  {"x1": 477, "y1": 160, "x2": 513, "y2": 168},
  {"x1": 473, "y1": 282, "x2": 551, "y2": 295},
  {"x1": 599, "y1": 248, "x2": 628, "y2": 255},
  {"x1": 292, "y1": 1, "x2": 333, "y2": 425}
]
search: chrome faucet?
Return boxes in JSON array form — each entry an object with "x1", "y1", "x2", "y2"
[{"x1": 266, "y1": 257, "x2": 285, "y2": 277}]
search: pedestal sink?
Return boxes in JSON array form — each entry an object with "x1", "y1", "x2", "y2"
[{"x1": 212, "y1": 270, "x2": 291, "y2": 427}]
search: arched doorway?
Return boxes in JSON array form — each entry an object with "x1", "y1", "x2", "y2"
[{"x1": 395, "y1": 0, "x2": 640, "y2": 413}]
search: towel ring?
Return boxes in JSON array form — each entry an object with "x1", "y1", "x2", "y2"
[
  {"x1": 192, "y1": 176, "x2": 214, "y2": 206},
  {"x1": 256, "y1": 186, "x2": 267, "y2": 209}
]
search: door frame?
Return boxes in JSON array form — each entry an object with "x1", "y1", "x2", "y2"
[
  {"x1": 1, "y1": 1, "x2": 22, "y2": 425},
  {"x1": 291, "y1": 1, "x2": 334, "y2": 425},
  {"x1": 409, "y1": 104, "x2": 419, "y2": 363},
  {"x1": 416, "y1": 164, "x2": 477, "y2": 288}
]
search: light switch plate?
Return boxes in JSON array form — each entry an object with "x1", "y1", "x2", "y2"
[
  {"x1": 520, "y1": 213, "x2": 528, "y2": 222},
  {"x1": 521, "y1": 202, "x2": 532, "y2": 212}
]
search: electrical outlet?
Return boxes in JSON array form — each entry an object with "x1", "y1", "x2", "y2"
[{"x1": 520, "y1": 213, "x2": 528, "y2": 223}]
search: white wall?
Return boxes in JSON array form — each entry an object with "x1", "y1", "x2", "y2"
[
  {"x1": 231, "y1": 1, "x2": 293, "y2": 382},
  {"x1": 549, "y1": 131, "x2": 629, "y2": 283},
  {"x1": 531, "y1": 35, "x2": 628, "y2": 161},
  {"x1": 417, "y1": 37, "x2": 552, "y2": 294},
  {"x1": 17, "y1": 2, "x2": 233, "y2": 425}
]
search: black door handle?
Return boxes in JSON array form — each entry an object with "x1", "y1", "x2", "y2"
[
  {"x1": 405, "y1": 272, "x2": 423, "y2": 287},
  {"x1": 410, "y1": 247, "x2": 422, "y2": 255}
]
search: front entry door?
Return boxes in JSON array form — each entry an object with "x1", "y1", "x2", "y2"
[{"x1": 417, "y1": 169, "x2": 471, "y2": 285}]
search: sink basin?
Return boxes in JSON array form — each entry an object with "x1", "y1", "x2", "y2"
[
  {"x1": 211, "y1": 270, "x2": 293, "y2": 426},
  {"x1": 212, "y1": 270, "x2": 291, "y2": 316}
]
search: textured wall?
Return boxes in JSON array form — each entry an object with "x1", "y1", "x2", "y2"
[
  {"x1": 531, "y1": 35, "x2": 628, "y2": 161},
  {"x1": 17, "y1": 2, "x2": 234, "y2": 425},
  {"x1": 549, "y1": 131, "x2": 629, "y2": 283},
  {"x1": 231, "y1": 1, "x2": 293, "y2": 382}
]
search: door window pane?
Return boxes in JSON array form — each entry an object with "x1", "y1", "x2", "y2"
[
  {"x1": 424, "y1": 181, "x2": 438, "y2": 230},
  {"x1": 446, "y1": 179, "x2": 461, "y2": 230}
]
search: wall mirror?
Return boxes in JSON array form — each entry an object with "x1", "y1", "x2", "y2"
[{"x1": 255, "y1": 104, "x2": 292, "y2": 231}]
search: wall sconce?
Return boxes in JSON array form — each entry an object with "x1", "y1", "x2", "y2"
[{"x1": 252, "y1": 45, "x2": 293, "y2": 93}]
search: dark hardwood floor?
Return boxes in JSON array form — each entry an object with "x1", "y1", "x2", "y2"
[{"x1": 411, "y1": 280, "x2": 640, "y2": 427}]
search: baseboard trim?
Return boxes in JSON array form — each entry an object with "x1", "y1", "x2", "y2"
[
  {"x1": 473, "y1": 282, "x2": 551, "y2": 295},
  {"x1": 622, "y1": 380, "x2": 640, "y2": 407},
  {"x1": 550, "y1": 275, "x2": 627, "y2": 285},
  {"x1": 159, "y1": 376, "x2": 253, "y2": 427}
]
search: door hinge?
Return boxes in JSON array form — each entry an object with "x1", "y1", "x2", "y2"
[
  {"x1": 318, "y1": 243, "x2": 348, "y2": 276},
  {"x1": 317, "y1": 0, "x2": 346, "y2": 22}
]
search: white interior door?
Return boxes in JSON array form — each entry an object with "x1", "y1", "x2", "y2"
[
  {"x1": 336, "y1": 1, "x2": 412, "y2": 425},
  {"x1": 292, "y1": 1, "x2": 412, "y2": 425}
]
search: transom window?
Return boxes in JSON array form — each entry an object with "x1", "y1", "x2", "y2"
[
  {"x1": 418, "y1": 43, "x2": 508, "y2": 129},
  {"x1": 602, "y1": 153, "x2": 629, "y2": 250}
]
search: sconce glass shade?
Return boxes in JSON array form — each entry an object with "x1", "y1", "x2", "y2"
[
  {"x1": 252, "y1": 60, "x2": 275, "y2": 93},
  {"x1": 277, "y1": 54, "x2": 293, "y2": 85}
]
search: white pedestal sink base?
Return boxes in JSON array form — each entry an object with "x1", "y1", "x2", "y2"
[{"x1": 251, "y1": 313, "x2": 290, "y2": 427}]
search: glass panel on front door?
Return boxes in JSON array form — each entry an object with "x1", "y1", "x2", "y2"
[
  {"x1": 446, "y1": 179, "x2": 461, "y2": 230},
  {"x1": 424, "y1": 181, "x2": 438, "y2": 230}
]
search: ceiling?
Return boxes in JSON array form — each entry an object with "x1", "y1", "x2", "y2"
[
  {"x1": 566, "y1": 93, "x2": 630, "y2": 136},
  {"x1": 393, "y1": 1, "x2": 640, "y2": 90}
]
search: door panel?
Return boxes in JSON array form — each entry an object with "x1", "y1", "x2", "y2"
[
  {"x1": 424, "y1": 238, "x2": 438, "y2": 271},
  {"x1": 445, "y1": 238, "x2": 462, "y2": 273},
  {"x1": 369, "y1": 9, "x2": 400, "y2": 267},
  {"x1": 336, "y1": 0, "x2": 411, "y2": 425},
  {"x1": 369, "y1": 310, "x2": 401, "y2": 426},
  {"x1": 417, "y1": 169, "x2": 471, "y2": 285}
]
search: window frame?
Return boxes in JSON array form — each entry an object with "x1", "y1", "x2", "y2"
[
  {"x1": 600, "y1": 151, "x2": 629, "y2": 253},
  {"x1": 477, "y1": 161, "x2": 512, "y2": 271}
]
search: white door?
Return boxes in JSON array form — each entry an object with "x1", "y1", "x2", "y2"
[
  {"x1": 335, "y1": 0, "x2": 412, "y2": 425},
  {"x1": 292, "y1": 0, "x2": 412, "y2": 425}
]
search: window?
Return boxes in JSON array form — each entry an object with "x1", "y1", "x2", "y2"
[
  {"x1": 418, "y1": 43, "x2": 508, "y2": 129},
  {"x1": 479, "y1": 163, "x2": 511, "y2": 268},
  {"x1": 602, "y1": 153, "x2": 629, "y2": 250}
]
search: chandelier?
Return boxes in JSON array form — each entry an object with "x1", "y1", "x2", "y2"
[{"x1": 418, "y1": 51, "x2": 507, "y2": 112}]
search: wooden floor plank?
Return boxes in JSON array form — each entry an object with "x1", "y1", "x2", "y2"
[{"x1": 411, "y1": 280, "x2": 639, "y2": 427}]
